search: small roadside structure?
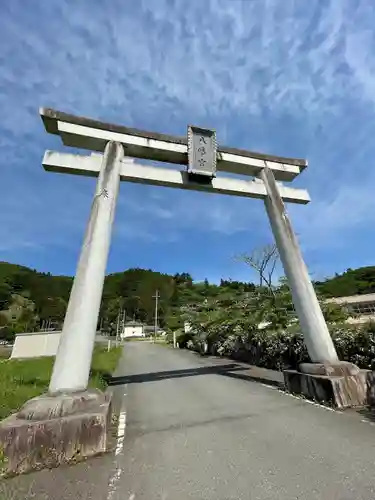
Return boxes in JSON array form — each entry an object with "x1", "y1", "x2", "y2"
[
  {"x1": 11, "y1": 331, "x2": 109, "y2": 359},
  {"x1": 121, "y1": 321, "x2": 145, "y2": 339},
  {"x1": 11, "y1": 331, "x2": 61, "y2": 359}
]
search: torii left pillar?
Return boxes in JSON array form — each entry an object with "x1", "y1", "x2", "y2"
[
  {"x1": 50, "y1": 141, "x2": 123, "y2": 393},
  {"x1": 0, "y1": 141, "x2": 124, "y2": 476}
]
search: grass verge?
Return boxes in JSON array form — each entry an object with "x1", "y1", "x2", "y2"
[{"x1": 0, "y1": 345, "x2": 122, "y2": 420}]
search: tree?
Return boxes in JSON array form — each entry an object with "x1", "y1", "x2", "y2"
[
  {"x1": 0, "y1": 282, "x2": 12, "y2": 310},
  {"x1": 100, "y1": 296, "x2": 126, "y2": 335},
  {"x1": 320, "y1": 301, "x2": 349, "y2": 323},
  {"x1": 236, "y1": 243, "x2": 279, "y2": 297},
  {"x1": 0, "y1": 326, "x2": 14, "y2": 342},
  {"x1": 38, "y1": 297, "x2": 67, "y2": 326},
  {"x1": 16, "y1": 307, "x2": 38, "y2": 333},
  {"x1": 0, "y1": 313, "x2": 8, "y2": 327}
]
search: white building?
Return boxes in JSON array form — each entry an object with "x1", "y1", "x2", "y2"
[
  {"x1": 325, "y1": 293, "x2": 375, "y2": 324},
  {"x1": 121, "y1": 321, "x2": 145, "y2": 339}
]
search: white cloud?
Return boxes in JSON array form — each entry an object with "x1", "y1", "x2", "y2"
[
  {"x1": 292, "y1": 177, "x2": 375, "y2": 251},
  {"x1": 1, "y1": 0, "x2": 370, "y2": 133}
]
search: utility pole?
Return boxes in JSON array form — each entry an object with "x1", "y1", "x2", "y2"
[
  {"x1": 153, "y1": 290, "x2": 160, "y2": 342},
  {"x1": 116, "y1": 307, "x2": 121, "y2": 345},
  {"x1": 121, "y1": 308, "x2": 126, "y2": 341}
]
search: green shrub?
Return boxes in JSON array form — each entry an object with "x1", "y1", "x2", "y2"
[
  {"x1": 182, "y1": 321, "x2": 375, "y2": 371},
  {"x1": 178, "y1": 289, "x2": 375, "y2": 371}
]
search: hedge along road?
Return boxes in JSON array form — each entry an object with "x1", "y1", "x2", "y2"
[{"x1": 5, "y1": 342, "x2": 375, "y2": 500}]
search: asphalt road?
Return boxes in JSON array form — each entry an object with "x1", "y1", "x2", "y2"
[{"x1": 4, "y1": 342, "x2": 375, "y2": 500}]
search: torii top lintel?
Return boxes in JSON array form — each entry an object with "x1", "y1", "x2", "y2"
[{"x1": 40, "y1": 107, "x2": 307, "y2": 182}]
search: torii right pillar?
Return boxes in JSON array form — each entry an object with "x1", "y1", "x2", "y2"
[{"x1": 261, "y1": 167, "x2": 373, "y2": 408}]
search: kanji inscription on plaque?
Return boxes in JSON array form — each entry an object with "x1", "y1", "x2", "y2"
[{"x1": 187, "y1": 125, "x2": 217, "y2": 178}]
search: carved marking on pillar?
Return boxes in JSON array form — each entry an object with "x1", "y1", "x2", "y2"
[
  {"x1": 96, "y1": 188, "x2": 109, "y2": 200},
  {"x1": 263, "y1": 167, "x2": 301, "y2": 253}
]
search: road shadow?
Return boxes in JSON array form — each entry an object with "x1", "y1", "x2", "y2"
[
  {"x1": 221, "y1": 370, "x2": 283, "y2": 388},
  {"x1": 356, "y1": 406, "x2": 375, "y2": 423},
  {"x1": 107, "y1": 363, "x2": 283, "y2": 388},
  {"x1": 107, "y1": 364, "x2": 242, "y2": 385}
]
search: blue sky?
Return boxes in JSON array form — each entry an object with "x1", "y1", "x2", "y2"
[{"x1": 1, "y1": 0, "x2": 375, "y2": 284}]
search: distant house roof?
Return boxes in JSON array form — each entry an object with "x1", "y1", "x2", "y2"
[
  {"x1": 326, "y1": 293, "x2": 375, "y2": 305},
  {"x1": 124, "y1": 321, "x2": 143, "y2": 327}
]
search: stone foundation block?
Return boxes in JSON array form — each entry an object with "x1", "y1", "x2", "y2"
[
  {"x1": 284, "y1": 363, "x2": 375, "y2": 409},
  {"x1": 0, "y1": 389, "x2": 112, "y2": 477}
]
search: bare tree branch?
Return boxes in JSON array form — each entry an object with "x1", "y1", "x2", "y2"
[{"x1": 235, "y1": 243, "x2": 279, "y2": 297}]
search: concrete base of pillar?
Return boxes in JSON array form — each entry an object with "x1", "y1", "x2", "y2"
[
  {"x1": 0, "y1": 389, "x2": 113, "y2": 477},
  {"x1": 283, "y1": 362, "x2": 375, "y2": 409}
]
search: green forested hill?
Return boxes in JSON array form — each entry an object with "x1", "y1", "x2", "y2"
[
  {"x1": 1, "y1": 260, "x2": 375, "y2": 340},
  {"x1": 0, "y1": 261, "x2": 72, "y2": 308},
  {"x1": 0, "y1": 261, "x2": 256, "y2": 338},
  {"x1": 314, "y1": 266, "x2": 375, "y2": 298},
  {"x1": 0, "y1": 262, "x2": 72, "y2": 337},
  {"x1": 0, "y1": 263, "x2": 199, "y2": 337}
]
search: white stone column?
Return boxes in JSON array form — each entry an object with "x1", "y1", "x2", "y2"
[
  {"x1": 260, "y1": 167, "x2": 338, "y2": 364},
  {"x1": 49, "y1": 141, "x2": 124, "y2": 394}
]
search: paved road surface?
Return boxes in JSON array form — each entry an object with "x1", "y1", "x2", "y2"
[{"x1": 4, "y1": 342, "x2": 375, "y2": 499}]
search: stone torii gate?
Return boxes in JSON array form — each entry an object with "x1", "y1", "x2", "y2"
[
  {"x1": 39, "y1": 108, "x2": 338, "y2": 397},
  {"x1": 1, "y1": 108, "x2": 365, "y2": 476}
]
